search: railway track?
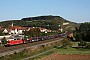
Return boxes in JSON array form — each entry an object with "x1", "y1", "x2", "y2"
[{"x1": 0, "y1": 35, "x2": 67, "y2": 57}]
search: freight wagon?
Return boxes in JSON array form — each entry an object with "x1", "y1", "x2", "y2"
[{"x1": 4, "y1": 32, "x2": 67, "y2": 46}]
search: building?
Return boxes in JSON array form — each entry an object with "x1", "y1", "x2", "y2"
[
  {"x1": 39, "y1": 28, "x2": 47, "y2": 32},
  {"x1": 9, "y1": 26, "x2": 27, "y2": 35},
  {"x1": 63, "y1": 22, "x2": 69, "y2": 25}
]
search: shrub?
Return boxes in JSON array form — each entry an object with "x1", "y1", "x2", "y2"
[
  {"x1": 61, "y1": 38, "x2": 71, "y2": 48},
  {"x1": 1, "y1": 37, "x2": 7, "y2": 44},
  {"x1": 86, "y1": 43, "x2": 90, "y2": 49},
  {"x1": 78, "y1": 41, "x2": 87, "y2": 48}
]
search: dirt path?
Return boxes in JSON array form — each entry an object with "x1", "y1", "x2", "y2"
[
  {"x1": 22, "y1": 48, "x2": 55, "y2": 60},
  {"x1": 39, "y1": 53, "x2": 90, "y2": 60}
]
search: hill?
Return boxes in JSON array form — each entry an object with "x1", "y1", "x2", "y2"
[{"x1": 0, "y1": 15, "x2": 79, "y2": 31}]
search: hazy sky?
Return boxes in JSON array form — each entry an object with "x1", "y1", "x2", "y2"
[{"x1": 0, "y1": 0, "x2": 90, "y2": 23}]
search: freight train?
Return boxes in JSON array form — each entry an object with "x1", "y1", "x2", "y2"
[{"x1": 4, "y1": 32, "x2": 67, "y2": 46}]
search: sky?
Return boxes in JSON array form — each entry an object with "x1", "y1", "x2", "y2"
[{"x1": 0, "y1": 0, "x2": 90, "y2": 23}]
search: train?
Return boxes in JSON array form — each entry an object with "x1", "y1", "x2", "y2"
[{"x1": 4, "y1": 32, "x2": 68, "y2": 46}]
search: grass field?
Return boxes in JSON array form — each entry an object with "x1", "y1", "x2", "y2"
[
  {"x1": 56, "y1": 47, "x2": 90, "y2": 54},
  {"x1": 29, "y1": 50, "x2": 54, "y2": 60},
  {"x1": 28, "y1": 42, "x2": 90, "y2": 60},
  {"x1": 0, "y1": 42, "x2": 90, "y2": 60},
  {"x1": 26, "y1": 46, "x2": 90, "y2": 60}
]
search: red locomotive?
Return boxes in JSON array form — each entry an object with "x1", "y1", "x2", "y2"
[{"x1": 5, "y1": 38, "x2": 23, "y2": 46}]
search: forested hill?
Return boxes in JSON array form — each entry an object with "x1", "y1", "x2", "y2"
[
  {"x1": 22, "y1": 15, "x2": 66, "y2": 21},
  {"x1": 21, "y1": 15, "x2": 59, "y2": 20},
  {"x1": 21, "y1": 15, "x2": 71, "y2": 22},
  {"x1": 0, "y1": 15, "x2": 79, "y2": 30}
]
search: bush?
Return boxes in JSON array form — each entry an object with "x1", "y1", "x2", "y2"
[
  {"x1": 1, "y1": 37, "x2": 7, "y2": 44},
  {"x1": 61, "y1": 38, "x2": 71, "y2": 48},
  {"x1": 78, "y1": 41, "x2": 87, "y2": 48},
  {"x1": 86, "y1": 43, "x2": 90, "y2": 49}
]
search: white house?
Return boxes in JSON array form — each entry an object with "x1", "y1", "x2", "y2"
[
  {"x1": 63, "y1": 22, "x2": 69, "y2": 25},
  {"x1": 39, "y1": 28, "x2": 47, "y2": 32},
  {"x1": 9, "y1": 26, "x2": 26, "y2": 35},
  {"x1": 3, "y1": 29, "x2": 8, "y2": 33}
]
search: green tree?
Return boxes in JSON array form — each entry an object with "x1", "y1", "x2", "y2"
[
  {"x1": 61, "y1": 38, "x2": 71, "y2": 48},
  {"x1": 23, "y1": 28, "x2": 41, "y2": 37},
  {"x1": 2, "y1": 37, "x2": 7, "y2": 44},
  {"x1": 75, "y1": 22, "x2": 90, "y2": 41},
  {"x1": 78, "y1": 41, "x2": 87, "y2": 48},
  {"x1": 0, "y1": 31, "x2": 4, "y2": 36},
  {"x1": 86, "y1": 43, "x2": 90, "y2": 49}
]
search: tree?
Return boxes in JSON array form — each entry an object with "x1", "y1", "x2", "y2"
[
  {"x1": 61, "y1": 38, "x2": 71, "y2": 48},
  {"x1": 86, "y1": 43, "x2": 90, "y2": 49},
  {"x1": 0, "y1": 30, "x2": 4, "y2": 36},
  {"x1": 78, "y1": 41, "x2": 87, "y2": 48},
  {"x1": 2, "y1": 37, "x2": 7, "y2": 44},
  {"x1": 75, "y1": 22, "x2": 90, "y2": 41},
  {"x1": 23, "y1": 28, "x2": 41, "y2": 37}
]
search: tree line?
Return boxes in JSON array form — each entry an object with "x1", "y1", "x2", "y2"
[{"x1": 74, "y1": 22, "x2": 90, "y2": 42}]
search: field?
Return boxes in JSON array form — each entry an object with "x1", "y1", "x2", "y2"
[
  {"x1": 34, "y1": 47, "x2": 90, "y2": 60},
  {"x1": 56, "y1": 47, "x2": 90, "y2": 54},
  {"x1": 1, "y1": 41, "x2": 90, "y2": 60},
  {"x1": 39, "y1": 53, "x2": 90, "y2": 60}
]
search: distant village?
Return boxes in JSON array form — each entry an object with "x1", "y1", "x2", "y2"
[{"x1": 0, "y1": 23, "x2": 51, "y2": 37}]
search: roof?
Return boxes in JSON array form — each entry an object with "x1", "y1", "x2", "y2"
[
  {"x1": 40, "y1": 28, "x2": 47, "y2": 30},
  {"x1": 9, "y1": 26, "x2": 27, "y2": 30},
  {"x1": 0, "y1": 28, "x2": 5, "y2": 31}
]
